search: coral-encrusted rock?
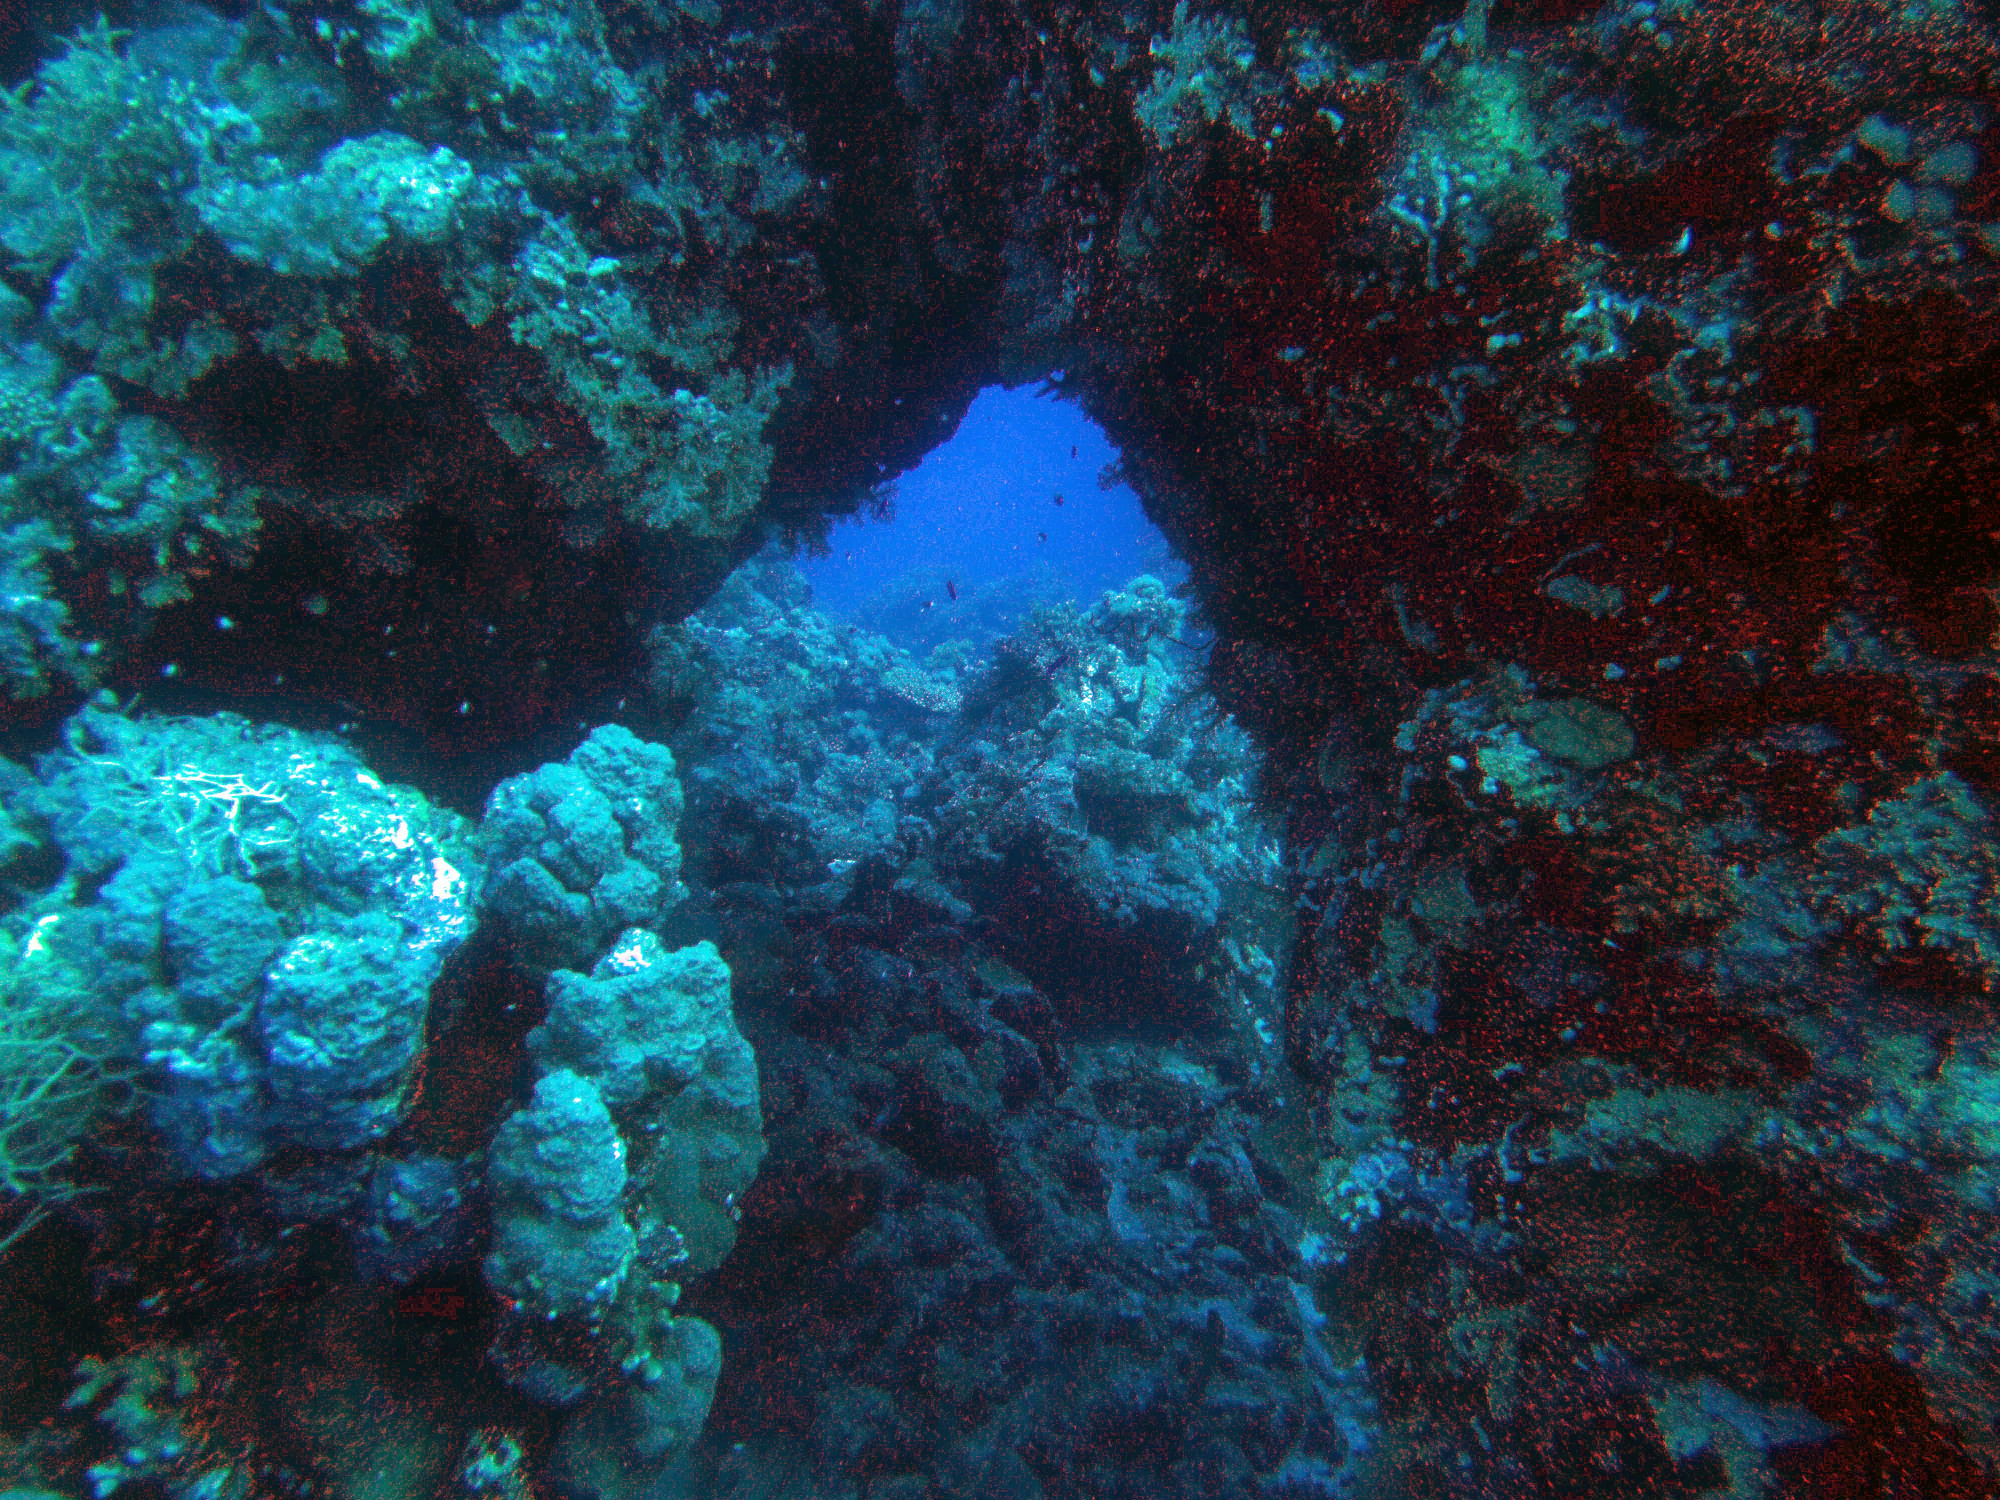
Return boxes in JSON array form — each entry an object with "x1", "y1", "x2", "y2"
[
  {"x1": 878, "y1": 663, "x2": 963, "y2": 717},
  {"x1": 479, "y1": 725, "x2": 687, "y2": 975},
  {"x1": 485, "y1": 1068, "x2": 636, "y2": 1327},
  {"x1": 531, "y1": 930, "x2": 765, "y2": 1276},
  {"x1": 15, "y1": 704, "x2": 478, "y2": 1180}
]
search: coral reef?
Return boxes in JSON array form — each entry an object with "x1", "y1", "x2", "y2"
[{"x1": 0, "y1": 0, "x2": 1996, "y2": 1496}]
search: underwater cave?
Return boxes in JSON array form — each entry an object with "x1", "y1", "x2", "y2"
[{"x1": 0, "y1": 1, "x2": 1997, "y2": 1498}]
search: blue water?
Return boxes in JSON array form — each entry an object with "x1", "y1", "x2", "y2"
[{"x1": 797, "y1": 382, "x2": 1183, "y2": 653}]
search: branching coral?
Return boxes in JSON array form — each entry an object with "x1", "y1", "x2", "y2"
[
  {"x1": 495, "y1": 215, "x2": 794, "y2": 541},
  {"x1": 0, "y1": 910, "x2": 134, "y2": 1251},
  {"x1": 0, "y1": 16, "x2": 197, "y2": 275}
]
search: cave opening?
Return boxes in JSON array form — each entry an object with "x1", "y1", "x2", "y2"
[{"x1": 794, "y1": 381, "x2": 1186, "y2": 655}]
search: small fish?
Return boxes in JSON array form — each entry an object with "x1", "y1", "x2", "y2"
[
  {"x1": 1071, "y1": 445, "x2": 1077, "y2": 458},
  {"x1": 1037, "y1": 531, "x2": 1047, "y2": 543},
  {"x1": 946, "y1": 579, "x2": 958, "y2": 601},
  {"x1": 1053, "y1": 492, "x2": 1064, "y2": 507},
  {"x1": 920, "y1": 599, "x2": 934, "y2": 611}
]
